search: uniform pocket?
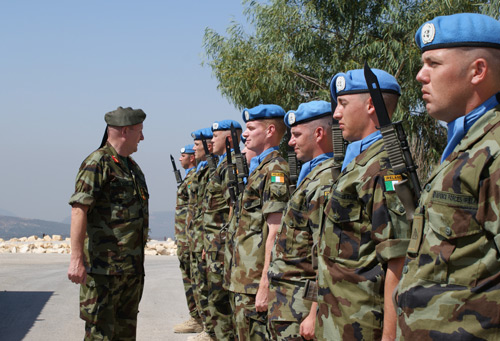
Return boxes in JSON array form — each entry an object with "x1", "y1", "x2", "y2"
[{"x1": 419, "y1": 192, "x2": 483, "y2": 286}]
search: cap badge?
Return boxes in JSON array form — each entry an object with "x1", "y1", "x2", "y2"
[
  {"x1": 288, "y1": 112, "x2": 296, "y2": 125},
  {"x1": 213, "y1": 122, "x2": 219, "y2": 130},
  {"x1": 244, "y1": 110, "x2": 250, "y2": 121},
  {"x1": 181, "y1": 148, "x2": 186, "y2": 153},
  {"x1": 336, "y1": 76, "x2": 346, "y2": 92},
  {"x1": 421, "y1": 23, "x2": 435, "y2": 44}
]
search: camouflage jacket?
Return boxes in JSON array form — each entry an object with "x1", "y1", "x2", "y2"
[
  {"x1": 316, "y1": 139, "x2": 410, "y2": 340},
  {"x1": 69, "y1": 143, "x2": 149, "y2": 275},
  {"x1": 203, "y1": 153, "x2": 232, "y2": 253},
  {"x1": 229, "y1": 149, "x2": 290, "y2": 294},
  {"x1": 174, "y1": 168, "x2": 196, "y2": 251},
  {"x1": 397, "y1": 106, "x2": 500, "y2": 340},
  {"x1": 187, "y1": 163, "x2": 211, "y2": 253},
  {"x1": 267, "y1": 157, "x2": 335, "y2": 322}
]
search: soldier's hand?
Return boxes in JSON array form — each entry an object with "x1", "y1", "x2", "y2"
[
  {"x1": 300, "y1": 312, "x2": 316, "y2": 340},
  {"x1": 67, "y1": 258, "x2": 87, "y2": 285},
  {"x1": 255, "y1": 284, "x2": 269, "y2": 312}
]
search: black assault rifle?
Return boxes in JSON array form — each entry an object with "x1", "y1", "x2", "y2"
[
  {"x1": 364, "y1": 62, "x2": 421, "y2": 220},
  {"x1": 170, "y1": 154, "x2": 183, "y2": 187},
  {"x1": 200, "y1": 133, "x2": 220, "y2": 182},
  {"x1": 225, "y1": 137, "x2": 238, "y2": 204},
  {"x1": 230, "y1": 123, "x2": 248, "y2": 193},
  {"x1": 286, "y1": 127, "x2": 301, "y2": 193}
]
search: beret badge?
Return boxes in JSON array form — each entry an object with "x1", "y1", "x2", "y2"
[
  {"x1": 421, "y1": 23, "x2": 436, "y2": 44},
  {"x1": 288, "y1": 112, "x2": 296, "y2": 125},
  {"x1": 180, "y1": 147, "x2": 186, "y2": 153},
  {"x1": 244, "y1": 110, "x2": 250, "y2": 121},
  {"x1": 212, "y1": 122, "x2": 219, "y2": 130},
  {"x1": 336, "y1": 76, "x2": 346, "y2": 92}
]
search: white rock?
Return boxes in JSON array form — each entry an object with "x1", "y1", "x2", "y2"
[
  {"x1": 43, "y1": 235, "x2": 51, "y2": 241},
  {"x1": 9, "y1": 238, "x2": 19, "y2": 242},
  {"x1": 19, "y1": 237, "x2": 28, "y2": 242},
  {"x1": 33, "y1": 247, "x2": 46, "y2": 254},
  {"x1": 145, "y1": 249, "x2": 158, "y2": 256},
  {"x1": 11, "y1": 246, "x2": 18, "y2": 253},
  {"x1": 27, "y1": 235, "x2": 38, "y2": 241},
  {"x1": 52, "y1": 235, "x2": 62, "y2": 241},
  {"x1": 19, "y1": 245, "x2": 30, "y2": 254}
]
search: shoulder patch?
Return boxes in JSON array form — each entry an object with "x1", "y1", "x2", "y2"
[
  {"x1": 271, "y1": 172, "x2": 285, "y2": 183},
  {"x1": 384, "y1": 174, "x2": 403, "y2": 191}
]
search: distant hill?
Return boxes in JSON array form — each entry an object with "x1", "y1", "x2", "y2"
[
  {"x1": 0, "y1": 216, "x2": 70, "y2": 240},
  {"x1": 0, "y1": 211, "x2": 176, "y2": 241}
]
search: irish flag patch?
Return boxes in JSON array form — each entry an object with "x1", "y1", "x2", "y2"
[
  {"x1": 384, "y1": 174, "x2": 403, "y2": 191},
  {"x1": 271, "y1": 172, "x2": 285, "y2": 183}
]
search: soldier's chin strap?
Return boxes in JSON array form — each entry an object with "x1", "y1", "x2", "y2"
[{"x1": 99, "y1": 125, "x2": 108, "y2": 149}]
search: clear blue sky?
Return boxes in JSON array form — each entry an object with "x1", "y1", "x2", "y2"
[{"x1": 0, "y1": 1, "x2": 247, "y2": 221}]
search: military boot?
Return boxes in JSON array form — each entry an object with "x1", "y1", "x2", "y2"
[
  {"x1": 186, "y1": 331, "x2": 215, "y2": 341},
  {"x1": 173, "y1": 317, "x2": 204, "y2": 333}
]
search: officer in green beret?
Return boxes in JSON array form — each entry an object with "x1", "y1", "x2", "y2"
[{"x1": 67, "y1": 106, "x2": 149, "y2": 340}]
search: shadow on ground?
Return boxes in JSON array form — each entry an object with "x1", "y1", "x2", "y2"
[{"x1": 0, "y1": 291, "x2": 53, "y2": 341}]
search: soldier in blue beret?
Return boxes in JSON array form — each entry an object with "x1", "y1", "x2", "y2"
[
  {"x1": 229, "y1": 104, "x2": 291, "y2": 340},
  {"x1": 397, "y1": 13, "x2": 500, "y2": 340},
  {"x1": 268, "y1": 100, "x2": 335, "y2": 340},
  {"x1": 199, "y1": 119, "x2": 242, "y2": 340},
  {"x1": 173, "y1": 143, "x2": 203, "y2": 335},
  {"x1": 315, "y1": 69, "x2": 411, "y2": 340},
  {"x1": 175, "y1": 127, "x2": 215, "y2": 338},
  {"x1": 68, "y1": 106, "x2": 148, "y2": 339}
]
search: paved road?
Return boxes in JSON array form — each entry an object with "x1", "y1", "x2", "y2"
[{"x1": 0, "y1": 254, "x2": 195, "y2": 341}]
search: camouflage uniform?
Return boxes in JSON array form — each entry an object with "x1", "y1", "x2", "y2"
[
  {"x1": 203, "y1": 154, "x2": 234, "y2": 339},
  {"x1": 396, "y1": 105, "x2": 500, "y2": 339},
  {"x1": 229, "y1": 149, "x2": 290, "y2": 340},
  {"x1": 316, "y1": 139, "x2": 410, "y2": 340},
  {"x1": 187, "y1": 163, "x2": 211, "y2": 328},
  {"x1": 268, "y1": 157, "x2": 335, "y2": 340},
  {"x1": 69, "y1": 142, "x2": 149, "y2": 340},
  {"x1": 175, "y1": 168, "x2": 198, "y2": 319}
]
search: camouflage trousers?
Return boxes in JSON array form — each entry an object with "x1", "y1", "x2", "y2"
[
  {"x1": 190, "y1": 251, "x2": 210, "y2": 330},
  {"x1": 178, "y1": 247, "x2": 198, "y2": 319},
  {"x1": 231, "y1": 291, "x2": 269, "y2": 341},
  {"x1": 268, "y1": 280, "x2": 314, "y2": 341},
  {"x1": 80, "y1": 272, "x2": 144, "y2": 341},
  {"x1": 206, "y1": 250, "x2": 235, "y2": 340}
]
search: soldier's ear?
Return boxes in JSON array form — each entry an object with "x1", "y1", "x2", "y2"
[
  {"x1": 470, "y1": 58, "x2": 488, "y2": 85},
  {"x1": 366, "y1": 97, "x2": 376, "y2": 116}
]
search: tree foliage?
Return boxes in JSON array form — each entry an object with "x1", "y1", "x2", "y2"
[{"x1": 203, "y1": 0, "x2": 500, "y2": 181}]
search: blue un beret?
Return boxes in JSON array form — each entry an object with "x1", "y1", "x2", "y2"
[
  {"x1": 330, "y1": 69, "x2": 400, "y2": 103},
  {"x1": 285, "y1": 100, "x2": 331, "y2": 128},
  {"x1": 191, "y1": 127, "x2": 213, "y2": 140},
  {"x1": 416, "y1": 13, "x2": 500, "y2": 52},
  {"x1": 242, "y1": 104, "x2": 286, "y2": 123},
  {"x1": 180, "y1": 144, "x2": 195, "y2": 154},
  {"x1": 212, "y1": 119, "x2": 242, "y2": 131}
]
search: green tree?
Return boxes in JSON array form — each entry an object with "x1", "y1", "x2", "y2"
[{"x1": 203, "y1": 0, "x2": 500, "y2": 181}]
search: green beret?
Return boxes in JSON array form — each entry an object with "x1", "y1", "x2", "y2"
[{"x1": 104, "y1": 106, "x2": 146, "y2": 127}]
